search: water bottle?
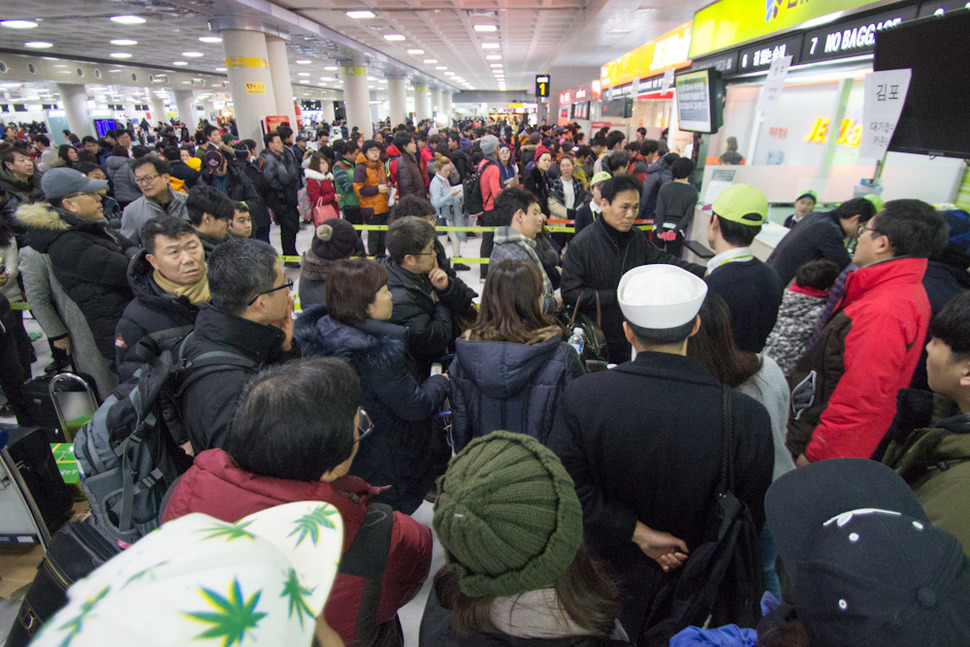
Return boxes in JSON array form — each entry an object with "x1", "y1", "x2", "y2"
[{"x1": 568, "y1": 327, "x2": 584, "y2": 355}]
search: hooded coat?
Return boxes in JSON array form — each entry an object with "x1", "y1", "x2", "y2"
[
  {"x1": 0, "y1": 168, "x2": 44, "y2": 242},
  {"x1": 449, "y1": 329, "x2": 585, "y2": 450},
  {"x1": 638, "y1": 155, "x2": 676, "y2": 220},
  {"x1": 17, "y1": 202, "x2": 135, "y2": 359},
  {"x1": 114, "y1": 249, "x2": 202, "y2": 381},
  {"x1": 295, "y1": 306, "x2": 449, "y2": 514},
  {"x1": 105, "y1": 154, "x2": 142, "y2": 203}
]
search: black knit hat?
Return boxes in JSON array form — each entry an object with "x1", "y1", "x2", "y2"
[{"x1": 311, "y1": 219, "x2": 358, "y2": 260}]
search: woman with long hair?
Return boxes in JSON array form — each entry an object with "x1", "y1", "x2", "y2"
[
  {"x1": 450, "y1": 259, "x2": 584, "y2": 450},
  {"x1": 56, "y1": 143, "x2": 78, "y2": 168},
  {"x1": 305, "y1": 152, "x2": 337, "y2": 226},
  {"x1": 429, "y1": 153, "x2": 466, "y2": 266},
  {"x1": 686, "y1": 291, "x2": 793, "y2": 599},
  {"x1": 420, "y1": 431, "x2": 627, "y2": 646},
  {"x1": 497, "y1": 142, "x2": 518, "y2": 188},
  {"x1": 295, "y1": 258, "x2": 449, "y2": 514}
]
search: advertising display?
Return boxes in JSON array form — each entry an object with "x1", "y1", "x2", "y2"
[
  {"x1": 600, "y1": 23, "x2": 693, "y2": 88},
  {"x1": 675, "y1": 68, "x2": 725, "y2": 133},
  {"x1": 690, "y1": 0, "x2": 882, "y2": 58}
]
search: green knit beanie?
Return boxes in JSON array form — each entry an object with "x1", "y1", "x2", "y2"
[{"x1": 433, "y1": 430, "x2": 583, "y2": 598}]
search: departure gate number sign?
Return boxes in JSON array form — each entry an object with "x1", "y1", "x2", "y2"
[{"x1": 535, "y1": 75, "x2": 550, "y2": 98}]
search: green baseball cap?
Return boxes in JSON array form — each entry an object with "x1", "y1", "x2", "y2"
[
  {"x1": 590, "y1": 171, "x2": 612, "y2": 186},
  {"x1": 862, "y1": 193, "x2": 884, "y2": 213},
  {"x1": 796, "y1": 190, "x2": 818, "y2": 202},
  {"x1": 712, "y1": 183, "x2": 768, "y2": 226}
]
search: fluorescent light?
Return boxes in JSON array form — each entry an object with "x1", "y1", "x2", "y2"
[
  {"x1": 424, "y1": 59, "x2": 438, "y2": 64},
  {"x1": 199, "y1": 36, "x2": 222, "y2": 43},
  {"x1": 110, "y1": 15, "x2": 146, "y2": 24},
  {"x1": 490, "y1": 63, "x2": 503, "y2": 67},
  {"x1": 383, "y1": 34, "x2": 405, "y2": 41},
  {"x1": 110, "y1": 39, "x2": 137, "y2": 45},
  {"x1": 24, "y1": 41, "x2": 53, "y2": 48},
  {"x1": 445, "y1": 72, "x2": 456, "y2": 76},
  {"x1": 182, "y1": 51, "x2": 204, "y2": 57},
  {"x1": 298, "y1": 72, "x2": 310, "y2": 76},
  {"x1": 486, "y1": 54, "x2": 502, "y2": 60},
  {"x1": 481, "y1": 42, "x2": 500, "y2": 49},
  {"x1": 473, "y1": 24, "x2": 497, "y2": 32},
  {"x1": 215, "y1": 67, "x2": 227, "y2": 72},
  {"x1": 108, "y1": 68, "x2": 122, "y2": 72},
  {"x1": 366, "y1": 75, "x2": 376, "y2": 80},
  {"x1": 110, "y1": 52, "x2": 133, "y2": 58},
  {"x1": 346, "y1": 10, "x2": 376, "y2": 18},
  {"x1": 435, "y1": 66, "x2": 447, "y2": 70},
  {"x1": 1, "y1": 20, "x2": 37, "y2": 29},
  {"x1": 407, "y1": 49, "x2": 424, "y2": 55},
  {"x1": 173, "y1": 61, "x2": 188, "y2": 66},
  {"x1": 296, "y1": 59, "x2": 311, "y2": 64},
  {"x1": 324, "y1": 66, "x2": 338, "y2": 71}
]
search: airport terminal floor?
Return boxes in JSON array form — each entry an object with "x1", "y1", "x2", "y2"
[{"x1": 1, "y1": 1, "x2": 970, "y2": 646}]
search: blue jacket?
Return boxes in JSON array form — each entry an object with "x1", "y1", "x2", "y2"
[
  {"x1": 450, "y1": 328, "x2": 584, "y2": 449},
  {"x1": 295, "y1": 305, "x2": 449, "y2": 514}
]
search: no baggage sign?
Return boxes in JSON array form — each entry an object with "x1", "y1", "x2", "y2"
[{"x1": 860, "y1": 69, "x2": 911, "y2": 159}]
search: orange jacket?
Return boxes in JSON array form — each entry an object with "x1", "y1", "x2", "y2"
[{"x1": 353, "y1": 153, "x2": 389, "y2": 217}]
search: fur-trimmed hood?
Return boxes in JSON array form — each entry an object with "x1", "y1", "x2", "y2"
[
  {"x1": 15, "y1": 202, "x2": 73, "y2": 253},
  {"x1": 294, "y1": 303, "x2": 409, "y2": 372}
]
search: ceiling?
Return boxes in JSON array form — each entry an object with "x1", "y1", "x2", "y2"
[{"x1": 0, "y1": 0, "x2": 709, "y2": 98}]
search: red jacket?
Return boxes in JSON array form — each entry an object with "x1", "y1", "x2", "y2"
[
  {"x1": 161, "y1": 449, "x2": 432, "y2": 644},
  {"x1": 306, "y1": 170, "x2": 336, "y2": 206},
  {"x1": 479, "y1": 157, "x2": 502, "y2": 212},
  {"x1": 419, "y1": 145, "x2": 434, "y2": 186},
  {"x1": 787, "y1": 257, "x2": 930, "y2": 461}
]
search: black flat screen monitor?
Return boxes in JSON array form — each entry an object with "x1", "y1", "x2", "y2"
[
  {"x1": 873, "y1": 11, "x2": 970, "y2": 158},
  {"x1": 674, "y1": 68, "x2": 725, "y2": 134}
]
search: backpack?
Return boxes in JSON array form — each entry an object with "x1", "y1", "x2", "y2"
[
  {"x1": 638, "y1": 386, "x2": 764, "y2": 646},
  {"x1": 463, "y1": 159, "x2": 497, "y2": 217},
  {"x1": 74, "y1": 330, "x2": 258, "y2": 545}
]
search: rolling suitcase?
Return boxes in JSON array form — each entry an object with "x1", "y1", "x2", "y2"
[
  {"x1": 0, "y1": 424, "x2": 73, "y2": 538},
  {"x1": 16, "y1": 370, "x2": 99, "y2": 443}
]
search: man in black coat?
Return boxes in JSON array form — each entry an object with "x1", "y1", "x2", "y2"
[
  {"x1": 548, "y1": 264, "x2": 773, "y2": 642},
  {"x1": 179, "y1": 238, "x2": 300, "y2": 453},
  {"x1": 560, "y1": 175, "x2": 704, "y2": 363},
  {"x1": 766, "y1": 197, "x2": 877, "y2": 286},
  {"x1": 16, "y1": 168, "x2": 136, "y2": 361},
  {"x1": 114, "y1": 216, "x2": 207, "y2": 380},
  {"x1": 383, "y1": 217, "x2": 476, "y2": 379}
]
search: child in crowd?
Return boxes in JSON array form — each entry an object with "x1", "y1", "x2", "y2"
[{"x1": 762, "y1": 259, "x2": 839, "y2": 377}]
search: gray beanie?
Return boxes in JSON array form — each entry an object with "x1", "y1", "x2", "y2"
[{"x1": 480, "y1": 134, "x2": 499, "y2": 156}]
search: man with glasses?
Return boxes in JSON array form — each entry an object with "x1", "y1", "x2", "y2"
[
  {"x1": 178, "y1": 238, "x2": 300, "y2": 453},
  {"x1": 767, "y1": 197, "x2": 879, "y2": 287},
  {"x1": 16, "y1": 167, "x2": 136, "y2": 361},
  {"x1": 787, "y1": 199, "x2": 947, "y2": 465},
  {"x1": 120, "y1": 156, "x2": 189, "y2": 246}
]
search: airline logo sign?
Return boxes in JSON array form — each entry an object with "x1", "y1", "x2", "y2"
[
  {"x1": 245, "y1": 82, "x2": 266, "y2": 95},
  {"x1": 600, "y1": 23, "x2": 692, "y2": 88}
]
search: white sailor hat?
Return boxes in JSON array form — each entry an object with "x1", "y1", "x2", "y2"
[{"x1": 618, "y1": 265, "x2": 707, "y2": 329}]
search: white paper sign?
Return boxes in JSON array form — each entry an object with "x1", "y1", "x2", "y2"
[
  {"x1": 704, "y1": 168, "x2": 736, "y2": 204},
  {"x1": 662, "y1": 68, "x2": 675, "y2": 91},
  {"x1": 860, "y1": 69, "x2": 912, "y2": 159},
  {"x1": 755, "y1": 55, "x2": 792, "y2": 114},
  {"x1": 632, "y1": 77, "x2": 641, "y2": 96}
]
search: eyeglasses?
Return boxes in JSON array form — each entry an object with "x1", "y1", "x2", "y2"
[
  {"x1": 857, "y1": 223, "x2": 880, "y2": 237},
  {"x1": 134, "y1": 174, "x2": 162, "y2": 185},
  {"x1": 62, "y1": 191, "x2": 97, "y2": 200},
  {"x1": 246, "y1": 278, "x2": 294, "y2": 305},
  {"x1": 354, "y1": 409, "x2": 375, "y2": 444}
]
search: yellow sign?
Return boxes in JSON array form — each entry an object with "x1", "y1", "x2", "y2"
[
  {"x1": 690, "y1": 0, "x2": 881, "y2": 58},
  {"x1": 804, "y1": 118, "x2": 862, "y2": 146},
  {"x1": 343, "y1": 66, "x2": 366, "y2": 76},
  {"x1": 414, "y1": 85, "x2": 428, "y2": 92},
  {"x1": 245, "y1": 81, "x2": 266, "y2": 95},
  {"x1": 225, "y1": 56, "x2": 268, "y2": 68},
  {"x1": 600, "y1": 23, "x2": 693, "y2": 88}
]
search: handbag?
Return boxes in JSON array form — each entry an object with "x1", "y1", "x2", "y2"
[
  {"x1": 312, "y1": 196, "x2": 340, "y2": 227},
  {"x1": 558, "y1": 290, "x2": 609, "y2": 367},
  {"x1": 638, "y1": 386, "x2": 764, "y2": 646}
]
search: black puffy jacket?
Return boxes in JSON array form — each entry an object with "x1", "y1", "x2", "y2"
[
  {"x1": 114, "y1": 249, "x2": 201, "y2": 380},
  {"x1": 295, "y1": 305, "x2": 449, "y2": 514},
  {"x1": 200, "y1": 160, "x2": 268, "y2": 228},
  {"x1": 450, "y1": 328, "x2": 585, "y2": 449},
  {"x1": 17, "y1": 202, "x2": 135, "y2": 359}
]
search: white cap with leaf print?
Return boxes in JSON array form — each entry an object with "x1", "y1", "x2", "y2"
[{"x1": 32, "y1": 501, "x2": 343, "y2": 647}]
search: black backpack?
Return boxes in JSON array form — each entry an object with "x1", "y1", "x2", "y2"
[
  {"x1": 74, "y1": 330, "x2": 257, "y2": 545},
  {"x1": 462, "y1": 159, "x2": 497, "y2": 217},
  {"x1": 638, "y1": 386, "x2": 765, "y2": 646}
]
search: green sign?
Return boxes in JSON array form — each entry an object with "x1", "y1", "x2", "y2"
[{"x1": 690, "y1": 0, "x2": 882, "y2": 58}]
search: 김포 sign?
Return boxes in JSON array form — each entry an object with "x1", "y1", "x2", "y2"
[{"x1": 860, "y1": 68, "x2": 912, "y2": 158}]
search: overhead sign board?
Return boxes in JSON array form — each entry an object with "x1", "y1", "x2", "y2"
[
  {"x1": 690, "y1": 0, "x2": 882, "y2": 58},
  {"x1": 736, "y1": 34, "x2": 802, "y2": 75},
  {"x1": 535, "y1": 74, "x2": 550, "y2": 97},
  {"x1": 600, "y1": 22, "x2": 693, "y2": 88},
  {"x1": 800, "y1": 4, "x2": 919, "y2": 64}
]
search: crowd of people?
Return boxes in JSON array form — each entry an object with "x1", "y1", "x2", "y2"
[{"x1": 1, "y1": 114, "x2": 969, "y2": 647}]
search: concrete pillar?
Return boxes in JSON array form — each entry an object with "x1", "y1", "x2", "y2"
[
  {"x1": 413, "y1": 84, "x2": 430, "y2": 123},
  {"x1": 441, "y1": 92, "x2": 453, "y2": 127},
  {"x1": 320, "y1": 100, "x2": 335, "y2": 124},
  {"x1": 341, "y1": 64, "x2": 372, "y2": 135},
  {"x1": 265, "y1": 35, "x2": 297, "y2": 129},
  {"x1": 203, "y1": 99, "x2": 216, "y2": 122},
  {"x1": 174, "y1": 89, "x2": 197, "y2": 127},
  {"x1": 387, "y1": 77, "x2": 408, "y2": 126},
  {"x1": 430, "y1": 89, "x2": 442, "y2": 123},
  {"x1": 219, "y1": 29, "x2": 278, "y2": 146},
  {"x1": 149, "y1": 93, "x2": 167, "y2": 126},
  {"x1": 56, "y1": 84, "x2": 93, "y2": 138}
]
